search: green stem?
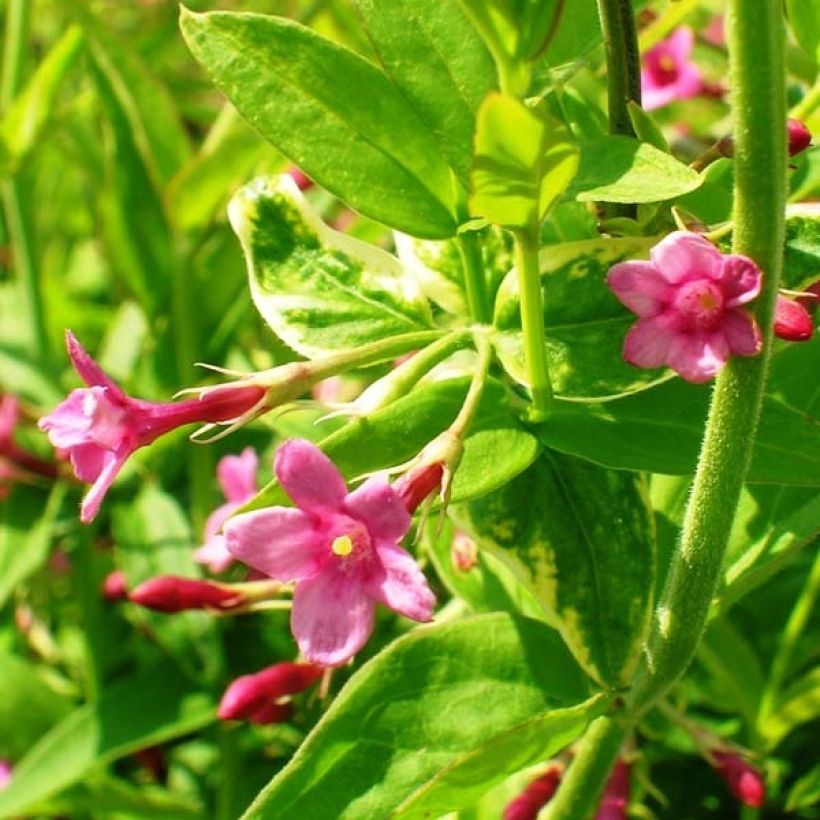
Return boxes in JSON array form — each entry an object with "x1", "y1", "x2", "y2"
[
  {"x1": 596, "y1": 0, "x2": 641, "y2": 137},
  {"x1": 790, "y1": 79, "x2": 820, "y2": 121},
  {"x1": 513, "y1": 227, "x2": 552, "y2": 420},
  {"x1": 71, "y1": 527, "x2": 103, "y2": 702},
  {"x1": 451, "y1": 331, "x2": 493, "y2": 437},
  {"x1": 758, "y1": 549, "x2": 820, "y2": 724},
  {"x1": 542, "y1": 3, "x2": 787, "y2": 814},
  {"x1": 2, "y1": 0, "x2": 50, "y2": 364},
  {"x1": 543, "y1": 716, "x2": 629, "y2": 820},
  {"x1": 628, "y1": 0, "x2": 787, "y2": 713},
  {"x1": 456, "y1": 232, "x2": 490, "y2": 324}
]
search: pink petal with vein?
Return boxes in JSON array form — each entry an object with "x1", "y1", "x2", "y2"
[
  {"x1": 343, "y1": 476, "x2": 411, "y2": 542},
  {"x1": 607, "y1": 262, "x2": 674, "y2": 317},
  {"x1": 667, "y1": 331, "x2": 729, "y2": 383},
  {"x1": 651, "y1": 233, "x2": 721, "y2": 284},
  {"x1": 720, "y1": 255, "x2": 762, "y2": 307},
  {"x1": 623, "y1": 318, "x2": 673, "y2": 369},
  {"x1": 722, "y1": 311, "x2": 762, "y2": 356},
  {"x1": 218, "y1": 447, "x2": 258, "y2": 502},
  {"x1": 275, "y1": 439, "x2": 348, "y2": 514},
  {"x1": 224, "y1": 507, "x2": 323, "y2": 581},
  {"x1": 291, "y1": 571, "x2": 375, "y2": 666},
  {"x1": 369, "y1": 542, "x2": 436, "y2": 622}
]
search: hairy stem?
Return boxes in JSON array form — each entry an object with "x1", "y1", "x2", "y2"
[{"x1": 629, "y1": 0, "x2": 787, "y2": 713}]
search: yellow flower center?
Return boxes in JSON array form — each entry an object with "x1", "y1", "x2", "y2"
[
  {"x1": 659, "y1": 55, "x2": 676, "y2": 74},
  {"x1": 331, "y1": 534, "x2": 354, "y2": 557}
]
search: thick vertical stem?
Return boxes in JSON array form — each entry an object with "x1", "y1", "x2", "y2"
[
  {"x1": 513, "y1": 226, "x2": 552, "y2": 420},
  {"x1": 457, "y1": 232, "x2": 491, "y2": 324},
  {"x1": 596, "y1": 0, "x2": 641, "y2": 137},
  {"x1": 629, "y1": 0, "x2": 787, "y2": 713}
]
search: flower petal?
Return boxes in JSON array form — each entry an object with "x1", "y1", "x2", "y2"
[
  {"x1": 194, "y1": 535, "x2": 235, "y2": 574},
  {"x1": 722, "y1": 310, "x2": 762, "y2": 356},
  {"x1": 369, "y1": 542, "x2": 436, "y2": 622},
  {"x1": 622, "y1": 318, "x2": 673, "y2": 369},
  {"x1": 291, "y1": 571, "x2": 375, "y2": 666},
  {"x1": 275, "y1": 439, "x2": 347, "y2": 514},
  {"x1": 38, "y1": 389, "x2": 94, "y2": 448},
  {"x1": 80, "y1": 449, "x2": 128, "y2": 523},
  {"x1": 218, "y1": 448, "x2": 258, "y2": 503},
  {"x1": 607, "y1": 261, "x2": 674, "y2": 317},
  {"x1": 65, "y1": 330, "x2": 125, "y2": 396},
  {"x1": 667, "y1": 331, "x2": 729, "y2": 383},
  {"x1": 720, "y1": 255, "x2": 762, "y2": 307},
  {"x1": 651, "y1": 232, "x2": 722, "y2": 284},
  {"x1": 343, "y1": 476, "x2": 411, "y2": 542},
  {"x1": 224, "y1": 507, "x2": 323, "y2": 581}
]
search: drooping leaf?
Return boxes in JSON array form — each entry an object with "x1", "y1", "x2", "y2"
[
  {"x1": 0, "y1": 27, "x2": 84, "y2": 175},
  {"x1": 0, "y1": 664, "x2": 215, "y2": 818},
  {"x1": 786, "y1": 0, "x2": 820, "y2": 63},
  {"x1": 353, "y1": 0, "x2": 496, "y2": 181},
  {"x1": 470, "y1": 93, "x2": 579, "y2": 230},
  {"x1": 786, "y1": 762, "x2": 820, "y2": 812},
  {"x1": 569, "y1": 136, "x2": 702, "y2": 203},
  {"x1": 240, "y1": 613, "x2": 596, "y2": 819},
  {"x1": 241, "y1": 376, "x2": 540, "y2": 515},
  {"x1": 492, "y1": 235, "x2": 663, "y2": 398},
  {"x1": 229, "y1": 175, "x2": 434, "y2": 356},
  {"x1": 759, "y1": 667, "x2": 820, "y2": 750},
  {"x1": 180, "y1": 9, "x2": 457, "y2": 239},
  {"x1": 452, "y1": 451, "x2": 656, "y2": 687}
]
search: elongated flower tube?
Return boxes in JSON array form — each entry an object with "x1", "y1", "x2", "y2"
[
  {"x1": 224, "y1": 439, "x2": 436, "y2": 667},
  {"x1": 607, "y1": 232, "x2": 763, "y2": 383},
  {"x1": 129, "y1": 576, "x2": 245, "y2": 613},
  {"x1": 195, "y1": 448, "x2": 259, "y2": 573},
  {"x1": 594, "y1": 758, "x2": 630, "y2": 820},
  {"x1": 640, "y1": 28, "x2": 703, "y2": 111},
  {"x1": 218, "y1": 661, "x2": 323, "y2": 724},
  {"x1": 710, "y1": 750, "x2": 765, "y2": 808},
  {"x1": 38, "y1": 331, "x2": 265, "y2": 522},
  {"x1": 503, "y1": 765, "x2": 562, "y2": 820}
]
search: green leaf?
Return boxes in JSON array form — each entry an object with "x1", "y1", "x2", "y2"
[
  {"x1": 0, "y1": 664, "x2": 215, "y2": 818},
  {"x1": 492, "y1": 236, "x2": 663, "y2": 398},
  {"x1": 394, "y1": 694, "x2": 610, "y2": 818},
  {"x1": 716, "y1": 486, "x2": 820, "y2": 612},
  {"x1": 537, "y1": 336, "x2": 820, "y2": 486},
  {"x1": 240, "y1": 613, "x2": 595, "y2": 819},
  {"x1": 230, "y1": 175, "x2": 434, "y2": 356},
  {"x1": 759, "y1": 667, "x2": 820, "y2": 750},
  {"x1": 0, "y1": 485, "x2": 65, "y2": 610},
  {"x1": 0, "y1": 653, "x2": 73, "y2": 760},
  {"x1": 74, "y1": 4, "x2": 191, "y2": 185},
  {"x1": 112, "y1": 485, "x2": 223, "y2": 682},
  {"x1": 470, "y1": 93, "x2": 579, "y2": 229},
  {"x1": 786, "y1": 0, "x2": 820, "y2": 63},
  {"x1": 569, "y1": 137, "x2": 702, "y2": 203},
  {"x1": 352, "y1": 0, "x2": 496, "y2": 181},
  {"x1": 241, "y1": 376, "x2": 540, "y2": 514},
  {"x1": 451, "y1": 451, "x2": 656, "y2": 687},
  {"x1": 0, "y1": 27, "x2": 84, "y2": 175},
  {"x1": 180, "y1": 9, "x2": 457, "y2": 239},
  {"x1": 786, "y1": 762, "x2": 820, "y2": 812}
]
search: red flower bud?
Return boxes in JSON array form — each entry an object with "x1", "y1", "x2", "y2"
[
  {"x1": 129, "y1": 576, "x2": 243, "y2": 613},
  {"x1": 101, "y1": 570, "x2": 128, "y2": 601},
  {"x1": 797, "y1": 280, "x2": 820, "y2": 313},
  {"x1": 503, "y1": 765, "x2": 562, "y2": 820},
  {"x1": 394, "y1": 462, "x2": 444, "y2": 514},
  {"x1": 787, "y1": 119, "x2": 812, "y2": 157},
  {"x1": 711, "y1": 751, "x2": 765, "y2": 808},
  {"x1": 774, "y1": 295, "x2": 814, "y2": 341},
  {"x1": 287, "y1": 166, "x2": 313, "y2": 191},
  {"x1": 451, "y1": 531, "x2": 479, "y2": 572},
  {"x1": 218, "y1": 662, "x2": 324, "y2": 724},
  {"x1": 595, "y1": 759, "x2": 630, "y2": 820}
]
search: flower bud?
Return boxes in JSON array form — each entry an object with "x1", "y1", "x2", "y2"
[
  {"x1": 393, "y1": 430, "x2": 464, "y2": 514},
  {"x1": 787, "y1": 119, "x2": 812, "y2": 157},
  {"x1": 129, "y1": 576, "x2": 244, "y2": 613},
  {"x1": 711, "y1": 750, "x2": 765, "y2": 808},
  {"x1": 451, "y1": 531, "x2": 478, "y2": 572},
  {"x1": 218, "y1": 662, "x2": 324, "y2": 724},
  {"x1": 774, "y1": 295, "x2": 814, "y2": 341},
  {"x1": 101, "y1": 570, "x2": 128, "y2": 602},
  {"x1": 595, "y1": 758, "x2": 630, "y2": 820},
  {"x1": 503, "y1": 765, "x2": 562, "y2": 820},
  {"x1": 394, "y1": 462, "x2": 444, "y2": 514}
]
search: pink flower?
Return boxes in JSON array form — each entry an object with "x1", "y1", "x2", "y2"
[
  {"x1": 218, "y1": 661, "x2": 323, "y2": 724},
  {"x1": 641, "y1": 28, "x2": 704, "y2": 111},
  {"x1": 38, "y1": 331, "x2": 265, "y2": 523},
  {"x1": 607, "y1": 232, "x2": 763, "y2": 383},
  {"x1": 224, "y1": 439, "x2": 436, "y2": 667},
  {"x1": 711, "y1": 751, "x2": 765, "y2": 808},
  {"x1": 0, "y1": 760, "x2": 11, "y2": 790},
  {"x1": 195, "y1": 448, "x2": 259, "y2": 573}
]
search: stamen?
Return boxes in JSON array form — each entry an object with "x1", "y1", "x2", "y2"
[{"x1": 331, "y1": 535, "x2": 353, "y2": 557}]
